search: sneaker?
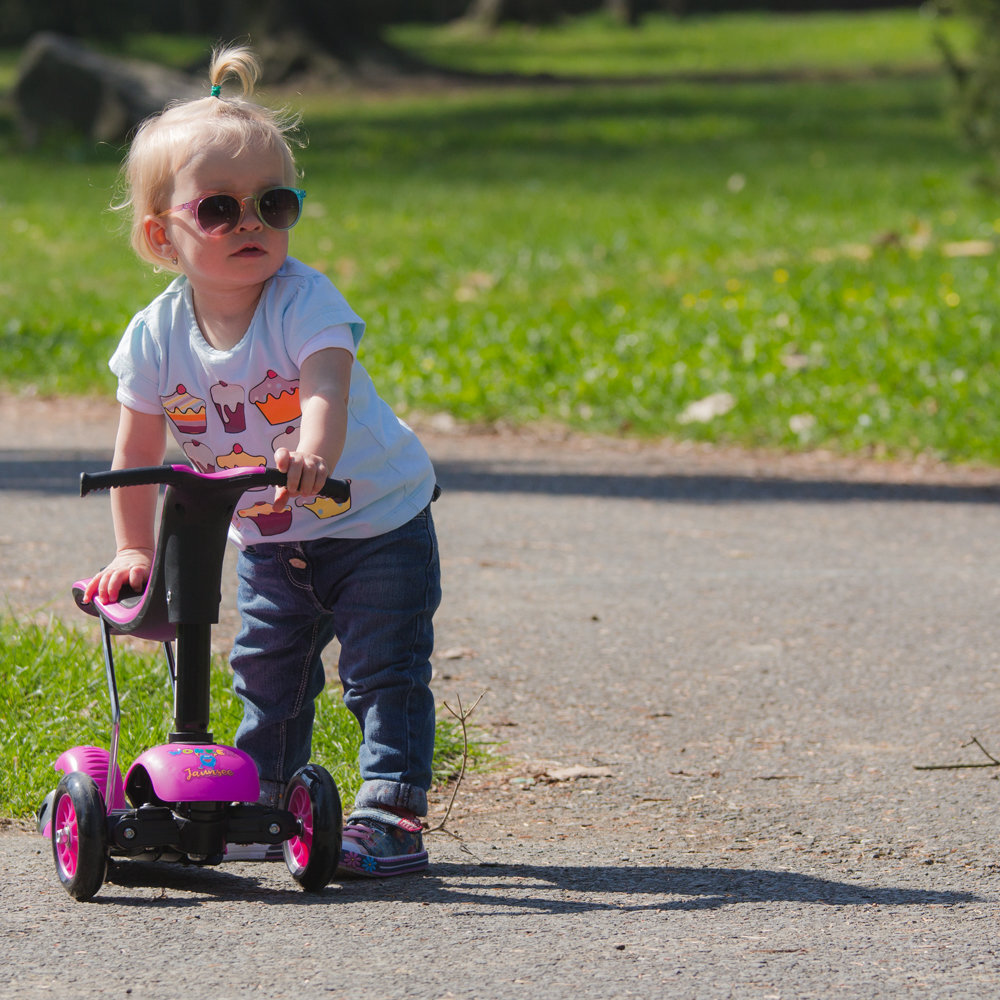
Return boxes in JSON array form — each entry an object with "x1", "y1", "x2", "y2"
[
  {"x1": 223, "y1": 842, "x2": 284, "y2": 862},
  {"x1": 338, "y1": 808, "x2": 428, "y2": 877}
]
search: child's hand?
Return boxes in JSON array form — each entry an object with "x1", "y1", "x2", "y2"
[
  {"x1": 273, "y1": 447, "x2": 329, "y2": 512},
  {"x1": 82, "y1": 548, "x2": 154, "y2": 605}
]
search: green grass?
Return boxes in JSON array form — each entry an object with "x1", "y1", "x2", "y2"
[
  {"x1": 388, "y1": 8, "x2": 972, "y2": 78},
  {"x1": 2, "y1": 10, "x2": 999, "y2": 463},
  {"x1": 0, "y1": 615, "x2": 490, "y2": 820}
]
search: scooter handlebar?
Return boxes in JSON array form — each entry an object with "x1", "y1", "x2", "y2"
[{"x1": 80, "y1": 464, "x2": 351, "y2": 504}]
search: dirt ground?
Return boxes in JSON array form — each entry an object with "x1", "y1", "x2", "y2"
[{"x1": 5, "y1": 392, "x2": 1000, "y2": 998}]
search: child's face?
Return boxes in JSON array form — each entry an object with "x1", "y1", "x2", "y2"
[{"x1": 147, "y1": 139, "x2": 293, "y2": 299}]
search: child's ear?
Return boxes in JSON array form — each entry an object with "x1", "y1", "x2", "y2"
[{"x1": 144, "y1": 216, "x2": 174, "y2": 261}]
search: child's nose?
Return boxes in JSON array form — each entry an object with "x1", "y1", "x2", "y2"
[{"x1": 236, "y1": 197, "x2": 264, "y2": 230}]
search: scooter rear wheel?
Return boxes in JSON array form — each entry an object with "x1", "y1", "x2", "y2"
[
  {"x1": 282, "y1": 764, "x2": 342, "y2": 892},
  {"x1": 51, "y1": 772, "x2": 107, "y2": 902}
]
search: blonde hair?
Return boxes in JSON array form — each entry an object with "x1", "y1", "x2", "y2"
[{"x1": 118, "y1": 45, "x2": 302, "y2": 271}]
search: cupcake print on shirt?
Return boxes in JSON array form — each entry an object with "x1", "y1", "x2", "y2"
[
  {"x1": 295, "y1": 492, "x2": 352, "y2": 520},
  {"x1": 237, "y1": 501, "x2": 293, "y2": 537},
  {"x1": 210, "y1": 381, "x2": 246, "y2": 434},
  {"x1": 250, "y1": 370, "x2": 300, "y2": 425},
  {"x1": 271, "y1": 424, "x2": 299, "y2": 453},
  {"x1": 217, "y1": 443, "x2": 268, "y2": 490},
  {"x1": 216, "y1": 443, "x2": 268, "y2": 471},
  {"x1": 161, "y1": 384, "x2": 207, "y2": 435},
  {"x1": 271, "y1": 424, "x2": 352, "y2": 518},
  {"x1": 183, "y1": 440, "x2": 216, "y2": 473}
]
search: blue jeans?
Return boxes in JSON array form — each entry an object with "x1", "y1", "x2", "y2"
[{"x1": 230, "y1": 506, "x2": 441, "y2": 816}]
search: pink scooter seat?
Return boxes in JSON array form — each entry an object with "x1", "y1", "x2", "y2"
[
  {"x1": 68, "y1": 464, "x2": 253, "y2": 643},
  {"x1": 72, "y1": 553, "x2": 176, "y2": 643}
]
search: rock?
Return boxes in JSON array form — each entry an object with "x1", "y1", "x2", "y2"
[{"x1": 12, "y1": 33, "x2": 201, "y2": 145}]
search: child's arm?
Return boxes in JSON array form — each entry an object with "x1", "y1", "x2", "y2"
[
  {"x1": 82, "y1": 406, "x2": 167, "y2": 604},
  {"x1": 273, "y1": 347, "x2": 353, "y2": 511}
]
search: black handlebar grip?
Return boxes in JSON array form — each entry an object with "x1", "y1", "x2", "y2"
[{"x1": 80, "y1": 465, "x2": 351, "y2": 503}]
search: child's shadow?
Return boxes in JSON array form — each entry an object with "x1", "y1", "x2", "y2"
[{"x1": 412, "y1": 861, "x2": 981, "y2": 914}]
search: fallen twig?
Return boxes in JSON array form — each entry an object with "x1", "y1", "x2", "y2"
[
  {"x1": 915, "y1": 735, "x2": 1000, "y2": 771},
  {"x1": 966, "y1": 735, "x2": 1000, "y2": 765},
  {"x1": 426, "y1": 690, "x2": 486, "y2": 834}
]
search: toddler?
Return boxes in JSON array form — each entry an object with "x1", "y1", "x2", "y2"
[{"x1": 84, "y1": 44, "x2": 441, "y2": 877}]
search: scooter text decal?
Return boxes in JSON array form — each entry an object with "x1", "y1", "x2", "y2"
[{"x1": 169, "y1": 747, "x2": 236, "y2": 781}]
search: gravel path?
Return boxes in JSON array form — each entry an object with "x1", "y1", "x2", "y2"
[{"x1": 3, "y1": 396, "x2": 1000, "y2": 998}]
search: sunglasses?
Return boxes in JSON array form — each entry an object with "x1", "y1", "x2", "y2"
[{"x1": 158, "y1": 186, "x2": 306, "y2": 236}]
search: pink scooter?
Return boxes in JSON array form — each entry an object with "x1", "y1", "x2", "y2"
[{"x1": 38, "y1": 464, "x2": 350, "y2": 901}]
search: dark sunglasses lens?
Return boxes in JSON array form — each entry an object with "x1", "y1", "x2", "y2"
[
  {"x1": 197, "y1": 194, "x2": 241, "y2": 234},
  {"x1": 259, "y1": 188, "x2": 301, "y2": 230}
]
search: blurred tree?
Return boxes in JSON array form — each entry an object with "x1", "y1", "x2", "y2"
[
  {"x1": 458, "y1": 0, "x2": 507, "y2": 27},
  {"x1": 934, "y1": 0, "x2": 1000, "y2": 179},
  {"x1": 605, "y1": 0, "x2": 640, "y2": 25},
  {"x1": 198, "y1": 0, "x2": 434, "y2": 82},
  {"x1": 453, "y1": 0, "x2": 574, "y2": 28}
]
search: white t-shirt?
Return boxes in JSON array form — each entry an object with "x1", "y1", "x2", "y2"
[{"x1": 110, "y1": 257, "x2": 436, "y2": 548}]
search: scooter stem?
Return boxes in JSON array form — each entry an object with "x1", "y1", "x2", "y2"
[{"x1": 170, "y1": 622, "x2": 213, "y2": 743}]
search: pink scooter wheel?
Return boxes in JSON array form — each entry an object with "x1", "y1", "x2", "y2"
[
  {"x1": 52, "y1": 772, "x2": 107, "y2": 902},
  {"x1": 281, "y1": 764, "x2": 341, "y2": 892}
]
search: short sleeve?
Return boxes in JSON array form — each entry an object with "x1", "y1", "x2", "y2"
[
  {"x1": 294, "y1": 323, "x2": 357, "y2": 368},
  {"x1": 266, "y1": 262, "x2": 366, "y2": 365},
  {"x1": 109, "y1": 316, "x2": 164, "y2": 415}
]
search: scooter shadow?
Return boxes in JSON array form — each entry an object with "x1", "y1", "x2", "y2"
[{"x1": 100, "y1": 858, "x2": 341, "y2": 907}]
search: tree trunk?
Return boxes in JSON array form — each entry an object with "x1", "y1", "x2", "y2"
[
  {"x1": 458, "y1": 0, "x2": 508, "y2": 30},
  {"x1": 605, "y1": 0, "x2": 640, "y2": 27},
  {"x1": 216, "y1": 0, "x2": 424, "y2": 84}
]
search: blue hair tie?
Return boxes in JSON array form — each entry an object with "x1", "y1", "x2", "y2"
[{"x1": 210, "y1": 84, "x2": 221, "y2": 98}]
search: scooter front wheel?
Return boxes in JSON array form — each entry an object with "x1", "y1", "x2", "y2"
[
  {"x1": 282, "y1": 764, "x2": 342, "y2": 892},
  {"x1": 51, "y1": 772, "x2": 107, "y2": 902}
]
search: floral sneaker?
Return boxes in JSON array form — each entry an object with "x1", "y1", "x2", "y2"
[{"x1": 338, "y1": 808, "x2": 428, "y2": 877}]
